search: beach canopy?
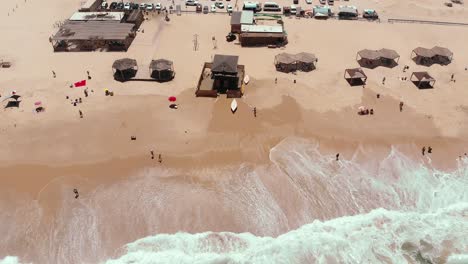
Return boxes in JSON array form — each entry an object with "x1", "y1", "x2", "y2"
[
  {"x1": 411, "y1": 46, "x2": 453, "y2": 66},
  {"x1": 410, "y1": 71, "x2": 436, "y2": 89},
  {"x1": 356, "y1": 48, "x2": 400, "y2": 68},
  {"x1": 150, "y1": 59, "x2": 173, "y2": 71},
  {"x1": 275, "y1": 53, "x2": 296, "y2": 64},
  {"x1": 344, "y1": 68, "x2": 367, "y2": 86},
  {"x1": 149, "y1": 59, "x2": 175, "y2": 81},
  {"x1": 275, "y1": 52, "x2": 318, "y2": 73},
  {"x1": 2, "y1": 94, "x2": 21, "y2": 102},
  {"x1": 294, "y1": 52, "x2": 317, "y2": 64},
  {"x1": 112, "y1": 58, "x2": 138, "y2": 71}
]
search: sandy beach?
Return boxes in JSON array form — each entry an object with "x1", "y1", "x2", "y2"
[{"x1": 1, "y1": 0, "x2": 468, "y2": 262}]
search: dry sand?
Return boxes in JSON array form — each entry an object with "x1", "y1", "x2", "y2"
[{"x1": 1, "y1": 0, "x2": 468, "y2": 262}]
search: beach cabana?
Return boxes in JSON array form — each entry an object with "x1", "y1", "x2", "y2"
[
  {"x1": 410, "y1": 72, "x2": 435, "y2": 89},
  {"x1": 411, "y1": 46, "x2": 453, "y2": 66},
  {"x1": 344, "y1": 68, "x2": 367, "y2": 86},
  {"x1": 149, "y1": 59, "x2": 175, "y2": 82},
  {"x1": 274, "y1": 53, "x2": 296, "y2": 73},
  {"x1": 112, "y1": 58, "x2": 138, "y2": 82},
  {"x1": 356, "y1": 48, "x2": 399, "y2": 69},
  {"x1": 294, "y1": 52, "x2": 318, "y2": 72}
]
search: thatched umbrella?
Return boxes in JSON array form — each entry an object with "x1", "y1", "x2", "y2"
[
  {"x1": 112, "y1": 58, "x2": 138, "y2": 81},
  {"x1": 149, "y1": 59, "x2": 175, "y2": 81}
]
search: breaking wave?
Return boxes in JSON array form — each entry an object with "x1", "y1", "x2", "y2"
[{"x1": 1, "y1": 138, "x2": 467, "y2": 263}]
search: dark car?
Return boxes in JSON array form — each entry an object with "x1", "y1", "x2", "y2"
[
  {"x1": 203, "y1": 5, "x2": 209, "y2": 13},
  {"x1": 196, "y1": 3, "x2": 202, "y2": 12},
  {"x1": 116, "y1": 2, "x2": 124, "y2": 9},
  {"x1": 131, "y1": 3, "x2": 139, "y2": 9},
  {"x1": 109, "y1": 1, "x2": 117, "y2": 9}
]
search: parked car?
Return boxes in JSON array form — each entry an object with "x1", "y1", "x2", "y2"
[
  {"x1": 186, "y1": 0, "x2": 198, "y2": 6},
  {"x1": 146, "y1": 3, "x2": 154, "y2": 10},
  {"x1": 227, "y1": 4, "x2": 233, "y2": 12},
  {"x1": 305, "y1": 0, "x2": 312, "y2": 4},
  {"x1": 196, "y1": 3, "x2": 202, "y2": 12},
  {"x1": 203, "y1": 5, "x2": 209, "y2": 13},
  {"x1": 327, "y1": 0, "x2": 334, "y2": 5},
  {"x1": 101, "y1": 1, "x2": 108, "y2": 9},
  {"x1": 215, "y1": 2, "x2": 224, "y2": 8},
  {"x1": 124, "y1": 2, "x2": 131, "y2": 10},
  {"x1": 155, "y1": 3, "x2": 162, "y2": 10},
  {"x1": 109, "y1": 1, "x2": 117, "y2": 9},
  {"x1": 211, "y1": 4, "x2": 216, "y2": 12},
  {"x1": 139, "y1": 3, "x2": 147, "y2": 9},
  {"x1": 290, "y1": 4, "x2": 297, "y2": 14},
  {"x1": 116, "y1": 2, "x2": 124, "y2": 9},
  {"x1": 131, "y1": 3, "x2": 139, "y2": 9},
  {"x1": 319, "y1": 0, "x2": 326, "y2": 4}
]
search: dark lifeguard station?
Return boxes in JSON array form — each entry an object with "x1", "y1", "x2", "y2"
[
  {"x1": 410, "y1": 72, "x2": 436, "y2": 89},
  {"x1": 196, "y1": 55, "x2": 245, "y2": 98},
  {"x1": 344, "y1": 68, "x2": 367, "y2": 86},
  {"x1": 149, "y1": 59, "x2": 175, "y2": 82},
  {"x1": 112, "y1": 58, "x2": 138, "y2": 82}
]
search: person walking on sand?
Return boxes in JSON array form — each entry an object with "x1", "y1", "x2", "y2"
[
  {"x1": 253, "y1": 107, "x2": 257, "y2": 117},
  {"x1": 52, "y1": 71, "x2": 56, "y2": 78},
  {"x1": 428, "y1": 146, "x2": 432, "y2": 154},
  {"x1": 382, "y1": 77, "x2": 386, "y2": 85},
  {"x1": 275, "y1": 78, "x2": 277, "y2": 84},
  {"x1": 158, "y1": 154, "x2": 162, "y2": 163},
  {"x1": 336, "y1": 153, "x2": 339, "y2": 161},
  {"x1": 422, "y1": 146, "x2": 426, "y2": 156},
  {"x1": 399, "y1": 101, "x2": 404, "y2": 112},
  {"x1": 79, "y1": 110, "x2": 83, "y2": 118},
  {"x1": 84, "y1": 89, "x2": 88, "y2": 97},
  {"x1": 73, "y1": 188, "x2": 79, "y2": 199},
  {"x1": 150, "y1": 150, "x2": 154, "y2": 160}
]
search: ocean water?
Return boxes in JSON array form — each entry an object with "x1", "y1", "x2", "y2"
[{"x1": 1, "y1": 138, "x2": 467, "y2": 263}]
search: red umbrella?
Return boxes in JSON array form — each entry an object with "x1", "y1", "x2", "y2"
[
  {"x1": 34, "y1": 101, "x2": 42, "y2": 106},
  {"x1": 168, "y1": 96, "x2": 177, "y2": 102}
]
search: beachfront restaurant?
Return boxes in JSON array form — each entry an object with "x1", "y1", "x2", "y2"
[
  {"x1": 239, "y1": 24, "x2": 287, "y2": 47},
  {"x1": 196, "y1": 55, "x2": 245, "y2": 98}
]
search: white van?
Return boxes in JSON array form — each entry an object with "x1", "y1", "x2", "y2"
[
  {"x1": 290, "y1": 5, "x2": 297, "y2": 14},
  {"x1": 263, "y1": 2, "x2": 280, "y2": 11}
]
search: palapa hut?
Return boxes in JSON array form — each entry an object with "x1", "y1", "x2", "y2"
[
  {"x1": 410, "y1": 72, "x2": 436, "y2": 89},
  {"x1": 112, "y1": 58, "x2": 137, "y2": 82},
  {"x1": 295, "y1": 52, "x2": 318, "y2": 72},
  {"x1": 274, "y1": 53, "x2": 296, "y2": 73},
  {"x1": 356, "y1": 48, "x2": 400, "y2": 69},
  {"x1": 411, "y1": 46, "x2": 453, "y2": 66},
  {"x1": 344, "y1": 68, "x2": 367, "y2": 86},
  {"x1": 211, "y1": 54, "x2": 240, "y2": 94},
  {"x1": 274, "y1": 52, "x2": 318, "y2": 73},
  {"x1": 149, "y1": 59, "x2": 175, "y2": 82}
]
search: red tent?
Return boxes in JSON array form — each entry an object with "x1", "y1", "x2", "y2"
[{"x1": 74, "y1": 80, "x2": 87, "y2": 88}]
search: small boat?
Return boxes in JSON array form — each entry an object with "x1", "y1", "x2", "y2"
[
  {"x1": 244, "y1": 75, "x2": 250, "y2": 85},
  {"x1": 231, "y1": 99, "x2": 238, "y2": 113}
]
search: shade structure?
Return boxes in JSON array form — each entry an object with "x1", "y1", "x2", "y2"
[
  {"x1": 112, "y1": 58, "x2": 138, "y2": 82},
  {"x1": 344, "y1": 68, "x2": 367, "y2": 86},
  {"x1": 275, "y1": 52, "x2": 318, "y2": 73},
  {"x1": 356, "y1": 48, "x2": 400, "y2": 69},
  {"x1": 410, "y1": 71, "x2": 436, "y2": 89},
  {"x1": 112, "y1": 58, "x2": 137, "y2": 71},
  {"x1": 168, "y1": 96, "x2": 177, "y2": 102},
  {"x1": 411, "y1": 46, "x2": 453, "y2": 66},
  {"x1": 150, "y1": 59, "x2": 175, "y2": 82}
]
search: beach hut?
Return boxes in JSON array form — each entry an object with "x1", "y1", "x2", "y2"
[
  {"x1": 112, "y1": 58, "x2": 138, "y2": 82},
  {"x1": 410, "y1": 72, "x2": 436, "y2": 89},
  {"x1": 274, "y1": 53, "x2": 296, "y2": 73},
  {"x1": 149, "y1": 59, "x2": 175, "y2": 82},
  {"x1": 211, "y1": 54, "x2": 240, "y2": 94},
  {"x1": 356, "y1": 48, "x2": 399, "y2": 68},
  {"x1": 344, "y1": 68, "x2": 367, "y2": 86},
  {"x1": 294, "y1": 52, "x2": 318, "y2": 72},
  {"x1": 411, "y1": 46, "x2": 453, "y2": 66}
]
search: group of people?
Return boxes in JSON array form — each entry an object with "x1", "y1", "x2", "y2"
[
  {"x1": 422, "y1": 146, "x2": 433, "y2": 155},
  {"x1": 150, "y1": 150, "x2": 163, "y2": 163}
]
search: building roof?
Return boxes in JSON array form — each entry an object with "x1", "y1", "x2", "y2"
[
  {"x1": 52, "y1": 21, "x2": 134, "y2": 41},
  {"x1": 212, "y1": 55, "x2": 239, "y2": 73},
  {"x1": 80, "y1": 0, "x2": 99, "y2": 9},
  {"x1": 412, "y1": 71, "x2": 435, "y2": 82},
  {"x1": 150, "y1": 59, "x2": 173, "y2": 71},
  {"x1": 231, "y1": 11, "x2": 242, "y2": 25},
  {"x1": 241, "y1": 10, "x2": 255, "y2": 24},
  {"x1": 313, "y1": 5, "x2": 331, "y2": 16},
  {"x1": 345, "y1": 68, "x2": 367, "y2": 79},
  {"x1": 70, "y1": 12, "x2": 124, "y2": 21},
  {"x1": 241, "y1": 24, "x2": 283, "y2": 33},
  {"x1": 112, "y1": 58, "x2": 137, "y2": 71}
]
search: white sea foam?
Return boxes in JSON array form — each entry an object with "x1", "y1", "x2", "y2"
[{"x1": 1, "y1": 138, "x2": 467, "y2": 263}]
